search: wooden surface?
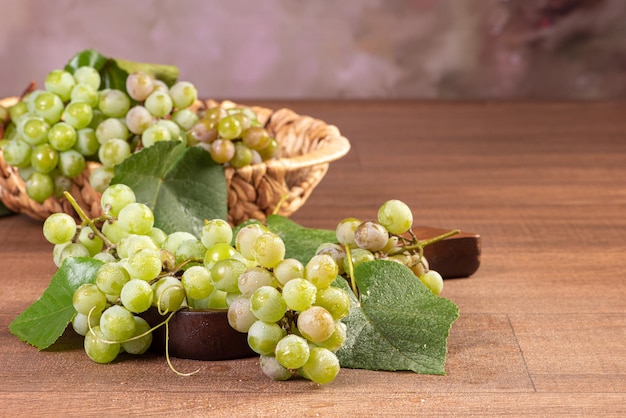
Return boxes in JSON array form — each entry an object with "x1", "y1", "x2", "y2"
[{"x1": 1, "y1": 100, "x2": 626, "y2": 417}]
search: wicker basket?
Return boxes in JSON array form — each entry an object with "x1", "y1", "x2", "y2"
[{"x1": 0, "y1": 97, "x2": 350, "y2": 225}]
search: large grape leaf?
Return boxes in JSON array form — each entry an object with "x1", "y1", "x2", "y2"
[
  {"x1": 336, "y1": 260, "x2": 459, "y2": 374},
  {"x1": 265, "y1": 214, "x2": 337, "y2": 264},
  {"x1": 9, "y1": 257, "x2": 102, "y2": 350},
  {"x1": 112, "y1": 141, "x2": 228, "y2": 238}
]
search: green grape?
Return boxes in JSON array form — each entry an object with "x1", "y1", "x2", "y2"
[
  {"x1": 84, "y1": 326, "x2": 120, "y2": 364},
  {"x1": 297, "y1": 306, "x2": 335, "y2": 343},
  {"x1": 52, "y1": 242, "x2": 70, "y2": 267},
  {"x1": 227, "y1": 296, "x2": 256, "y2": 333},
  {"x1": 63, "y1": 101, "x2": 93, "y2": 129},
  {"x1": 95, "y1": 117, "x2": 129, "y2": 144},
  {"x1": 200, "y1": 219, "x2": 233, "y2": 249},
  {"x1": 247, "y1": 320, "x2": 285, "y2": 355},
  {"x1": 125, "y1": 105, "x2": 154, "y2": 135},
  {"x1": 252, "y1": 233, "x2": 286, "y2": 269},
  {"x1": 155, "y1": 119, "x2": 181, "y2": 141},
  {"x1": 275, "y1": 334, "x2": 310, "y2": 370},
  {"x1": 242, "y1": 126, "x2": 271, "y2": 151},
  {"x1": 141, "y1": 123, "x2": 171, "y2": 147},
  {"x1": 73, "y1": 66, "x2": 101, "y2": 90},
  {"x1": 144, "y1": 90, "x2": 173, "y2": 118},
  {"x1": 30, "y1": 143, "x2": 59, "y2": 173},
  {"x1": 93, "y1": 251, "x2": 116, "y2": 264},
  {"x1": 8, "y1": 101, "x2": 29, "y2": 122},
  {"x1": 20, "y1": 116, "x2": 50, "y2": 145},
  {"x1": 73, "y1": 283, "x2": 107, "y2": 316},
  {"x1": 189, "y1": 119, "x2": 218, "y2": 143},
  {"x1": 117, "y1": 202, "x2": 154, "y2": 235},
  {"x1": 99, "y1": 305, "x2": 136, "y2": 342},
  {"x1": 98, "y1": 89, "x2": 131, "y2": 118},
  {"x1": 315, "y1": 321, "x2": 347, "y2": 352},
  {"x1": 175, "y1": 238, "x2": 206, "y2": 264},
  {"x1": 354, "y1": 221, "x2": 390, "y2": 252},
  {"x1": 257, "y1": 137, "x2": 279, "y2": 160},
  {"x1": 203, "y1": 106, "x2": 228, "y2": 124},
  {"x1": 282, "y1": 278, "x2": 317, "y2": 312},
  {"x1": 44, "y1": 69, "x2": 76, "y2": 102},
  {"x1": 101, "y1": 220, "x2": 129, "y2": 243},
  {"x1": 126, "y1": 248, "x2": 162, "y2": 281},
  {"x1": 335, "y1": 217, "x2": 362, "y2": 247},
  {"x1": 72, "y1": 311, "x2": 102, "y2": 336},
  {"x1": 117, "y1": 234, "x2": 157, "y2": 258},
  {"x1": 59, "y1": 242, "x2": 91, "y2": 265},
  {"x1": 171, "y1": 108, "x2": 198, "y2": 130},
  {"x1": 2, "y1": 138, "x2": 32, "y2": 167},
  {"x1": 151, "y1": 79, "x2": 169, "y2": 92},
  {"x1": 273, "y1": 258, "x2": 305, "y2": 286},
  {"x1": 420, "y1": 270, "x2": 444, "y2": 295},
  {"x1": 299, "y1": 347, "x2": 340, "y2": 385},
  {"x1": 305, "y1": 254, "x2": 339, "y2": 289},
  {"x1": 98, "y1": 138, "x2": 131, "y2": 167},
  {"x1": 162, "y1": 231, "x2": 197, "y2": 255},
  {"x1": 315, "y1": 243, "x2": 346, "y2": 275},
  {"x1": 32, "y1": 91, "x2": 64, "y2": 124},
  {"x1": 217, "y1": 115, "x2": 242, "y2": 140},
  {"x1": 121, "y1": 316, "x2": 152, "y2": 355},
  {"x1": 211, "y1": 258, "x2": 247, "y2": 293},
  {"x1": 315, "y1": 287, "x2": 350, "y2": 320},
  {"x1": 260, "y1": 354, "x2": 293, "y2": 381},
  {"x1": 42, "y1": 212, "x2": 77, "y2": 244},
  {"x1": 204, "y1": 242, "x2": 237, "y2": 269},
  {"x1": 120, "y1": 278, "x2": 154, "y2": 313},
  {"x1": 74, "y1": 128, "x2": 100, "y2": 156},
  {"x1": 51, "y1": 171, "x2": 72, "y2": 198},
  {"x1": 238, "y1": 266, "x2": 275, "y2": 297},
  {"x1": 70, "y1": 83, "x2": 99, "y2": 108},
  {"x1": 77, "y1": 225, "x2": 103, "y2": 256},
  {"x1": 100, "y1": 183, "x2": 136, "y2": 216},
  {"x1": 169, "y1": 81, "x2": 197, "y2": 109},
  {"x1": 343, "y1": 248, "x2": 375, "y2": 272},
  {"x1": 181, "y1": 265, "x2": 214, "y2": 300},
  {"x1": 125, "y1": 71, "x2": 154, "y2": 101},
  {"x1": 25, "y1": 171, "x2": 54, "y2": 203},
  {"x1": 235, "y1": 223, "x2": 268, "y2": 260},
  {"x1": 89, "y1": 166, "x2": 114, "y2": 193},
  {"x1": 95, "y1": 262, "x2": 130, "y2": 296},
  {"x1": 209, "y1": 139, "x2": 235, "y2": 164},
  {"x1": 58, "y1": 149, "x2": 86, "y2": 178},
  {"x1": 48, "y1": 122, "x2": 77, "y2": 151},
  {"x1": 230, "y1": 142, "x2": 253, "y2": 168},
  {"x1": 152, "y1": 276, "x2": 185, "y2": 313},
  {"x1": 250, "y1": 286, "x2": 287, "y2": 323}
]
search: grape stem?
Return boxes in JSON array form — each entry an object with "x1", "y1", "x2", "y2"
[
  {"x1": 388, "y1": 229, "x2": 460, "y2": 257},
  {"x1": 63, "y1": 191, "x2": 115, "y2": 250},
  {"x1": 344, "y1": 244, "x2": 358, "y2": 296}
]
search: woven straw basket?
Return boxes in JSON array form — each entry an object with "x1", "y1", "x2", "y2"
[{"x1": 0, "y1": 97, "x2": 350, "y2": 225}]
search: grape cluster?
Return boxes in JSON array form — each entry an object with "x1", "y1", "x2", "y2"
[
  {"x1": 42, "y1": 184, "x2": 347, "y2": 384},
  {"x1": 189, "y1": 105, "x2": 279, "y2": 167},
  {"x1": 321, "y1": 199, "x2": 446, "y2": 296}
]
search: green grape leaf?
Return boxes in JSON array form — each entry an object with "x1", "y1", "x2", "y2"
[
  {"x1": 9, "y1": 257, "x2": 102, "y2": 350},
  {"x1": 265, "y1": 214, "x2": 337, "y2": 264},
  {"x1": 64, "y1": 49, "x2": 179, "y2": 92},
  {"x1": 335, "y1": 260, "x2": 459, "y2": 374},
  {"x1": 112, "y1": 141, "x2": 228, "y2": 238}
]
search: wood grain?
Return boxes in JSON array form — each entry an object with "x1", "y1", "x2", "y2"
[{"x1": 1, "y1": 100, "x2": 625, "y2": 416}]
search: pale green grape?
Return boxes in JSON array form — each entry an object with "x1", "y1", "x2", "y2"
[
  {"x1": 343, "y1": 248, "x2": 375, "y2": 272},
  {"x1": 99, "y1": 305, "x2": 136, "y2": 342},
  {"x1": 315, "y1": 321, "x2": 347, "y2": 352},
  {"x1": 171, "y1": 108, "x2": 198, "y2": 131},
  {"x1": 73, "y1": 66, "x2": 101, "y2": 90},
  {"x1": 95, "y1": 262, "x2": 130, "y2": 296},
  {"x1": 211, "y1": 258, "x2": 247, "y2": 293},
  {"x1": 200, "y1": 219, "x2": 233, "y2": 249},
  {"x1": 126, "y1": 248, "x2": 162, "y2": 281},
  {"x1": 126, "y1": 71, "x2": 154, "y2": 101},
  {"x1": 98, "y1": 89, "x2": 131, "y2": 118},
  {"x1": 117, "y1": 234, "x2": 157, "y2": 259},
  {"x1": 315, "y1": 243, "x2": 346, "y2": 275},
  {"x1": 257, "y1": 137, "x2": 279, "y2": 160},
  {"x1": 305, "y1": 254, "x2": 339, "y2": 289},
  {"x1": 282, "y1": 278, "x2": 317, "y2": 312},
  {"x1": 247, "y1": 320, "x2": 285, "y2": 355},
  {"x1": 208, "y1": 139, "x2": 235, "y2": 164},
  {"x1": 100, "y1": 183, "x2": 136, "y2": 216},
  {"x1": 299, "y1": 347, "x2": 340, "y2": 385},
  {"x1": 217, "y1": 115, "x2": 242, "y2": 140},
  {"x1": 420, "y1": 270, "x2": 444, "y2": 295},
  {"x1": 58, "y1": 149, "x2": 86, "y2": 178},
  {"x1": 101, "y1": 219, "x2": 129, "y2": 243},
  {"x1": 98, "y1": 138, "x2": 131, "y2": 167},
  {"x1": 148, "y1": 227, "x2": 167, "y2": 247},
  {"x1": 95, "y1": 117, "x2": 129, "y2": 144},
  {"x1": 275, "y1": 334, "x2": 310, "y2": 370},
  {"x1": 25, "y1": 172, "x2": 54, "y2": 203},
  {"x1": 93, "y1": 251, "x2": 116, "y2": 264},
  {"x1": 252, "y1": 233, "x2": 285, "y2": 269},
  {"x1": 89, "y1": 166, "x2": 115, "y2": 193},
  {"x1": 260, "y1": 354, "x2": 293, "y2": 381},
  {"x1": 42, "y1": 212, "x2": 76, "y2": 244},
  {"x1": 169, "y1": 81, "x2": 197, "y2": 109},
  {"x1": 230, "y1": 142, "x2": 253, "y2": 168},
  {"x1": 33, "y1": 92, "x2": 64, "y2": 124},
  {"x1": 238, "y1": 266, "x2": 275, "y2": 297},
  {"x1": 235, "y1": 223, "x2": 268, "y2": 260},
  {"x1": 51, "y1": 171, "x2": 72, "y2": 198},
  {"x1": 48, "y1": 122, "x2": 77, "y2": 151},
  {"x1": 250, "y1": 286, "x2": 287, "y2": 323},
  {"x1": 74, "y1": 128, "x2": 100, "y2": 157},
  {"x1": 120, "y1": 278, "x2": 154, "y2": 313},
  {"x1": 70, "y1": 83, "x2": 99, "y2": 107},
  {"x1": 377, "y1": 199, "x2": 413, "y2": 235},
  {"x1": 354, "y1": 221, "x2": 390, "y2": 252},
  {"x1": 161, "y1": 231, "x2": 197, "y2": 255},
  {"x1": 30, "y1": 143, "x2": 59, "y2": 173},
  {"x1": 63, "y1": 101, "x2": 93, "y2": 129},
  {"x1": 315, "y1": 286, "x2": 350, "y2": 320},
  {"x1": 73, "y1": 283, "x2": 107, "y2": 315},
  {"x1": 203, "y1": 242, "x2": 237, "y2": 270},
  {"x1": 274, "y1": 258, "x2": 305, "y2": 286},
  {"x1": 121, "y1": 316, "x2": 152, "y2": 355},
  {"x1": 141, "y1": 123, "x2": 171, "y2": 147},
  {"x1": 227, "y1": 296, "x2": 256, "y2": 333},
  {"x1": 181, "y1": 265, "x2": 214, "y2": 300},
  {"x1": 335, "y1": 217, "x2": 362, "y2": 247},
  {"x1": 152, "y1": 276, "x2": 185, "y2": 313},
  {"x1": 242, "y1": 126, "x2": 271, "y2": 151},
  {"x1": 77, "y1": 225, "x2": 104, "y2": 256},
  {"x1": 2, "y1": 138, "x2": 32, "y2": 167},
  {"x1": 117, "y1": 202, "x2": 154, "y2": 235},
  {"x1": 72, "y1": 311, "x2": 101, "y2": 336},
  {"x1": 20, "y1": 116, "x2": 50, "y2": 145},
  {"x1": 44, "y1": 69, "x2": 76, "y2": 102},
  {"x1": 125, "y1": 105, "x2": 154, "y2": 134},
  {"x1": 297, "y1": 306, "x2": 335, "y2": 343},
  {"x1": 144, "y1": 90, "x2": 173, "y2": 118},
  {"x1": 84, "y1": 326, "x2": 120, "y2": 364}
]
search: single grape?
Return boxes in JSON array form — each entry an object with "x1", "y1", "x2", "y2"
[
  {"x1": 84, "y1": 326, "x2": 120, "y2": 364},
  {"x1": 44, "y1": 69, "x2": 76, "y2": 102},
  {"x1": 95, "y1": 117, "x2": 129, "y2": 144},
  {"x1": 126, "y1": 248, "x2": 162, "y2": 281},
  {"x1": 51, "y1": 171, "x2": 72, "y2": 198},
  {"x1": 200, "y1": 219, "x2": 233, "y2": 249},
  {"x1": 117, "y1": 202, "x2": 154, "y2": 235},
  {"x1": 2, "y1": 138, "x2": 32, "y2": 167},
  {"x1": 171, "y1": 108, "x2": 198, "y2": 131},
  {"x1": 101, "y1": 219, "x2": 129, "y2": 243},
  {"x1": 420, "y1": 270, "x2": 444, "y2": 295},
  {"x1": 126, "y1": 71, "x2": 154, "y2": 101},
  {"x1": 98, "y1": 138, "x2": 131, "y2": 167},
  {"x1": 238, "y1": 266, "x2": 275, "y2": 297},
  {"x1": 250, "y1": 286, "x2": 287, "y2": 323},
  {"x1": 30, "y1": 143, "x2": 59, "y2": 173},
  {"x1": 120, "y1": 278, "x2": 154, "y2": 313},
  {"x1": 275, "y1": 334, "x2": 310, "y2": 370},
  {"x1": 25, "y1": 171, "x2": 55, "y2": 203},
  {"x1": 209, "y1": 139, "x2": 235, "y2": 164},
  {"x1": 315, "y1": 243, "x2": 346, "y2": 275},
  {"x1": 73, "y1": 283, "x2": 107, "y2": 316},
  {"x1": 63, "y1": 101, "x2": 93, "y2": 129},
  {"x1": 354, "y1": 221, "x2": 389, "y2": 252},
  {"x1": 257, "y1": 137, "x2": 279, "y2": 160},
  {"x1": 77, "y1": 225, "x2": 104, "y2": 256},
  {"x1": 297, "y1": 306, "x2": 335, "y2": 343},
  {"x1": 247, "y1": 320, "x2": 285, "y2": 355},
  {"x1": 299, "y1": 347, "x2": 340, "y2": 385},
  {"x1": 47, "y1": 122, "x2": 77, "y2": 151},
  {"x1": 282, "y1": 277, "x2": 317, "y2": 311},
  {"x1": 99, "y1": 305, "x2": 136, "y2": 342},
  {"x1": 73, "y1": 66, "x2": 101, "y2": 90},
  {"x1": 95, "y1": 262, "x2": 130, "y2": 296},
  {"x1": 273, "y1": 258, "x2": 305, "y2": 286},
  {"x1": 98, "y1": 89, "x2": 131, "y2": 118},
  {"x1": 252, "y1": 233, "x2": 286, "y2": 269},
  {"x1": 227, "y1": 296, "x2": 256, "y2": 333},
  {"x1": 152, "y1": 276, "x2": 185, "y2": 313},
  {"x1": 211, "y1": 258, "x2": 247, "y2": 293},
  {"x1": 70, "y1": 83, "x2": 99, "y2": 107},
  {"x1": 42, "y1": 212, "x2": 76, "y2": 245},
  {"x1": 343, "y1": 248, "x2": 375, "y2": 272},
  {"x1": 89, "y1": 166, "x2": 115, "y2": 193},
  {"x1": 305, "y1": 254, "x2": 339, "y2": 289},
  {"x1": 20, "y1": 116, "x2": 50, "y2": 145},
  {"x1": 315, "y1": 286, "x2": 350, "y2": 320},
  {"x1": 100, "y1": 183, "x2": 136, "y2": 216},
  {"x1": 235, "y1": 223, "x2": 268, "y2": 260},
  {"x1": 335, "y1": 217, "x2": 362, "y2": 247},
  {"x1": 377, "y1": 199, "x2": 414, "y2": 235},
  {"x1": 121, "y1": 316, "x2": 153, "y2": 355},
  {"x1": 117, "y1": 234, "x2": 157, "y2": 259},
  {"x1": 141, "y1": 123, "x2": 172, "y2": 147},
  {"x1": 144, "y1": 90, "x2": 173, "y2": 118},
  {"x1": 260, "y1": 355, "x2": 293, "y2": 381},
  {"x1": 217, "y1": 115, "x2": 242, "y2": 140},
  {"x1": 181, "y1": 265, "x2": 214, "y2": 300},
  {"x1": 175, "y1": 238, "x2": 206, "y2": 264},
  {"x1": 161, "y1": 231, "x2": 197, "y2": 255},
  {"x1": 125, "y1": 105, "x2": 154, "y2": 135},
  {"x1": 242, "y1": 126, "x2": 271, "y2": 151},
  {"x1": 58, "y1": 149, "x2": 86, "y2": 178},
  {"x1": 169, "y1": 81, "x2": 197, "y2": 109},
  {"x1": 74, "y1": 128, "x2": 100, "y2": 156},
  {"x1": 230, "y1": 142, "x2": 254, "y2": 168},
  {"x1": 203, "y1": 242, "x2": 237, "y2": 270},
  {"x1": 72, "y1": 311, "x2": 102, "y2": 336}
]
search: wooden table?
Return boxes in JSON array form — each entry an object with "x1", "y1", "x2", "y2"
[{"x1": 1, "y1": 100, "x2": 625, "y2": 416}]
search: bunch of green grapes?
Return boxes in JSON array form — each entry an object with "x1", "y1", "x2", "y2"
[
  {"x1": 189, "y1": 105, "x2": 279, "y2": 167},
  {"x1": 42, "y1": 184, "x2": 347, "y2": 384},
  {"x1": 321, "y1": 199, "x2": 446, "y2": 295}
]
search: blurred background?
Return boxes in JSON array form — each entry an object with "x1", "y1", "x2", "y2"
[{"x1": 1, "y1": 0, "x2": 626, "y2": 100}]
